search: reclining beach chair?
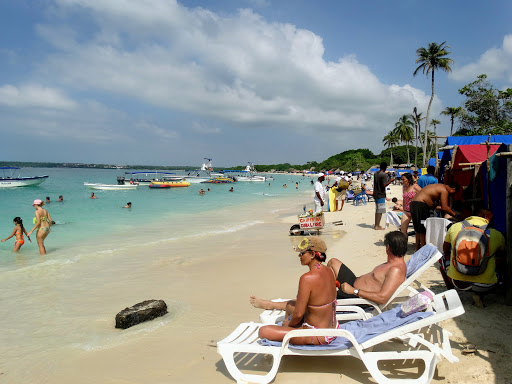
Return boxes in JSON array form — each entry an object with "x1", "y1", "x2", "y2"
[
  {"x1": 259, "y1": 243, "x2": 441, "y2": 324},
  {"x1": 218, "y1": 289, "x2": 464, "y2": 384}
]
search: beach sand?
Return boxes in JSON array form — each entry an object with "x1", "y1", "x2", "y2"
[{"x1": 37, "y1": 183, "x2": 512, "y2": 384}]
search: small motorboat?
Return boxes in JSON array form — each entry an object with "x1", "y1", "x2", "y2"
[
  {"x1": 84, "y1": 182, "x2": 138, "y2": 190},
  {"x1": 0, "y1": 167, "x2": 48, "y2": 188},
  {"x1": 149, "y1": 181, "x2": 191, "y2": 188}
]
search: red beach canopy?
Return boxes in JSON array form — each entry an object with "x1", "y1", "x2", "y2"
[{"x1": 452, "y1": 144, "x2": 500, "y2": 170}]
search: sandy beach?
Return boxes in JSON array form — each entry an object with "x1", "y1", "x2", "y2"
[{"x1": 11, "y1": 182, "x2": 512, "y2": 384}]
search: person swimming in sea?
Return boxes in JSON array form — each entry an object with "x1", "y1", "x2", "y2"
[
  {"x1": 1, "y1": 217, "x2": 31, "y2": 252},
  {"x1": 27, "y1": 199, "x2": 52, "y2": 255}
]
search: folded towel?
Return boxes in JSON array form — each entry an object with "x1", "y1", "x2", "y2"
[
  {"x1": 405, "y1": 243, "x2": 438, "y2": 277},
  {"x1": 260, "y1": 305, "x2": 433, "y2": 350}
]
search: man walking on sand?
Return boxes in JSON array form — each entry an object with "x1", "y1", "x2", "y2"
[
  {"x1": 374, "y1": 162, "x2": 394, "y2": 230},
  {"x1": 410, "y1": 183, "x2": 459, "y2": 250},
  {"x1": 313, "y1": 173, "x2": 326, "y2": 214},
  {"x1": 250, "y1": 231, "x2": 408, "y2": 309}
]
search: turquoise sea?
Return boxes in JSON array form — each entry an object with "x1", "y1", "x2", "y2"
[
  {"x1": 0, "y1": 167, "x2": 315, "y2": 382},
  {"x1": 0, "y1": 167, "x2": 311, "y2": 269}
]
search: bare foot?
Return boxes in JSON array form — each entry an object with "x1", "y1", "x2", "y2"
[
  {"x1": 249, "y1": 295, "x2": 274, "y2": 310},
  {"x1": 374, "y1": 226, "x2": 386, "y2": 230}
]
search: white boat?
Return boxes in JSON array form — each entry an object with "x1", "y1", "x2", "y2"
[
  {"x1": 181, "y1": 158, "x2": 223, "y2": 183},
  {"x1": 225, "y1": 163, "x2": 266, "y2": 181},
  {"x1": 0, "y1": 167, "x2": 48, "y2": 188},
  {"x1": 119, "y1": 171, "x2": 182, "y2": 185},
  {"x1": 84, "y1": 182, "x2": 138, "y2": 190}
]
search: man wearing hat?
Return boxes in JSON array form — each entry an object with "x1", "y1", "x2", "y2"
[{"x1": 313, "y1": 173, "x2": 326, "y2": 214}]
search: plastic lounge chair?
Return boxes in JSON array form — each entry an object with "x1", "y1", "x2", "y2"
[
  {"x1": 218, "y1": 289, "x2": 464, "y2": 384},
  {"x1": 345, "y1": 190, "x2": 355, "y2": 202},
  {"x1": 259, "y1": 243, "x2": 441, "y2": 324}
]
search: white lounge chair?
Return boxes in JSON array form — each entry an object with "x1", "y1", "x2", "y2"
[
  {"x1": 217, "y1": 289, "x2": 464, "y2": 384},
  {"x1": 259, "y1": 243, "x2": 441, "y2": 324}
]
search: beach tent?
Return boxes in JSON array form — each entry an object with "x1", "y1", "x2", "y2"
[{"x1": 444, "y1": 143, "x2": 506, "y2": 232}]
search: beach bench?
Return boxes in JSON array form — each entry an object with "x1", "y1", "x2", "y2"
[
  {"x1": 218, "y1": 289, "x2": 464, "y2": 384},
  {"x1": 259, "y1": 243, "x2": 440, "y2": 324}
]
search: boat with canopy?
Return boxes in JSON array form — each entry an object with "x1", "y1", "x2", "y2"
[{"x1": 0, "y1": 167, "x2": 49, "y2": 188}]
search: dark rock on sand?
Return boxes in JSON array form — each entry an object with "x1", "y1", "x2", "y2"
[{"x1": 115, "y1": 299, "x2": 168, "y2": 329}]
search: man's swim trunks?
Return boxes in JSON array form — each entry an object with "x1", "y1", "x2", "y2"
[
  {"x1": 375, "y1": 198, "x2": 386, "y2": 214},
  {"x1": 410, "y1": 201, "x2": 431, "y2": 234},
  {"x1": 336, "y1": 263, "x2": 358, "y2": 299}
]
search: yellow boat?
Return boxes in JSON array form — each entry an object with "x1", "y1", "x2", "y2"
[{"x1": 149, "y1": 181, "x2": 191, "y2": 188}]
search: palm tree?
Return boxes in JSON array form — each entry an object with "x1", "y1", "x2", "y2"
[
  {"x1": 383, "y1": 131, "x2": 400, "y2": 167},
  {"x1": 413, "y1": 41, "x2": 454, "y2": 167},
  {"x1": 440, "y1": 106, "x2": 463, "y2": 136},
  {"x1": 410, "y1": 109, "x2": 424, "y2": 168},
  {"x1": 429, "y1": 119, "x2": 441, "y2": 169},
  {"x1": 393, "y1": 114, "x2": 414, "y2": 165}
]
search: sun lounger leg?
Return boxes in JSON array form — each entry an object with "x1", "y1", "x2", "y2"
[
  {"x1": 359, "y1": 350, "x2": 439, "y2": 384},
  {"x1": 218, "y1": 349, "x2": 282, "y2": 384}
]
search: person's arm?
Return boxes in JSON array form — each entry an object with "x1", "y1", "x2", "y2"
[
  {"x1": 287, "y1": 275, "x2": 311, "y2": 328},
  {"x1": 315, "y1": 191, "x2": 324, "y2": 205},
  {"x1": 23, "y1": 227, "x2": 31, "y2": 242},
  {"x1": 1, "y1": 228, "x2": 17, "y2": 242},
  {"x1": 47, "y1": 212, "x2": 53, "y2": 227},
  {"x1": 28, "y1": 213, "x2": 40, "y2": 236},
  {"x1": 341, "y1": 267, "x2": 404, "y2": 304},
  {"x1": 438, "y1": 190, "x2": 456, "y2": 217}
]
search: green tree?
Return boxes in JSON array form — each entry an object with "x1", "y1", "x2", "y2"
[
  {"x1": 440, "y1": 106, "x2": 463, "y2": 136},
  {"x1": 383, "y1": 130, "x2": 400, "y2": 167},
  {"x1": 457, "y1": 74, "x2": 512, "y2": 135},
  {"x1": 393, "y1": 114, "x2": 414, "y2": 165},
  {"x1": 413, "y1": 41, "x2": 454, "y2": 166}
]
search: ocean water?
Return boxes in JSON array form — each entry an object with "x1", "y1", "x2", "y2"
[{"x1": 0, "y1": 167, "x2": 314, "y2": 382}]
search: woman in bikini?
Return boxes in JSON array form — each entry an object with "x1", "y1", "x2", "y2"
[
  {"x1": 2, "y1": 217, "x2": 31, "y2": 252},
  {"x1": 257, "y1": 237, "x2": 338, "y2": 345},
  {"x1": 400, "y1": 173, "x2": 422, "y2": 238},
  {"x1": 27, "y1": 199, "x2": 52, "y2": 255}
]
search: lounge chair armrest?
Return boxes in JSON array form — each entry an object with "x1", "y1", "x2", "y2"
[{"x1": 337, "y1": 298, "x2": 381, "y2": 312}]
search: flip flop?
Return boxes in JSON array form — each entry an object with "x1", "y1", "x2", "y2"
[{"x1": 462, "y1": 344, "x2": 477, "y2": 354}]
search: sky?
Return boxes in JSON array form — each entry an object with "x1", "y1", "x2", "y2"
[{"x1": 0, "y1": 0, "x2": 511, "y2": 167}]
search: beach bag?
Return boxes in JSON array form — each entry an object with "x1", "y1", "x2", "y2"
[
  {"x1": 453, "y1": 220, "x2": 491, "y2": 276},
  {"x1": 336, "y1": 180, "x2": 349, "y2": 191}
]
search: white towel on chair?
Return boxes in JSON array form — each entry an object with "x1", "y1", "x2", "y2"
[
  {"x1": 425, "y1": 217, "x2": 451, "y2": 253},
  {"x1": 386, "y1": 211, "x2": 402, "y2": 228}
]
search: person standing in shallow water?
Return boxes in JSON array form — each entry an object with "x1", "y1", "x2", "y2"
[
  {"x1": 27, "y1": 199, "x2": 52, "y2": 255},
  {"x1": 2, "y1": 217, "x2": 31, "y2": 252}
]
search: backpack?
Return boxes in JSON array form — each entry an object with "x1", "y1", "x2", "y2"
[{"x1": 453, "y1": 220, "x2": 491, "y2": 275}]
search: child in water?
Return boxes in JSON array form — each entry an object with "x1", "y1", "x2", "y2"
[{"x1": 1, "y1": 217, "x2": 31, "y2": 252}]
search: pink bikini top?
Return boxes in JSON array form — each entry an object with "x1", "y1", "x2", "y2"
[{"x1": 403, "y1": 190, "x2": 417, "y2": 212}]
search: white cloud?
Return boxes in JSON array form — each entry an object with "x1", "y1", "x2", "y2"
[
  {"x1": 451, "y1": 34, "x2": 512, "y2": 83},
  {"x1": 0, "y1": 84, "x2": 76, "y2": 109},
  {"x1": 0, "y1": 0, "x2": 443, "y2": 163}
]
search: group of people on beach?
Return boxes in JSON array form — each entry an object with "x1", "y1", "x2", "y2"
[{"x1": 249, "y1": 161, "x2": 506, "y2": 345}]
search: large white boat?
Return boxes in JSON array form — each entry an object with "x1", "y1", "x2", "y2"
[
  {"x1": 225, "y1": 163, "x2": 266, "y2": 181},
  {"x1": 0, "y1": 167, "x2": 49, "y2": 188},
  {"x1": 84, "y1": 182, "x2": 138, "y2": 190},
  {"x1": 119, "y1": 171, "x2": 182, "y2": 185}
]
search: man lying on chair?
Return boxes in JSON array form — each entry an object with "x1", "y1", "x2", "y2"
[
  {"x1": 250, "y1": 231, "x2": 408, "y2": 309},
  {"x1": 327, "y1": 231, "x2": 407, "y2": 303}
]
